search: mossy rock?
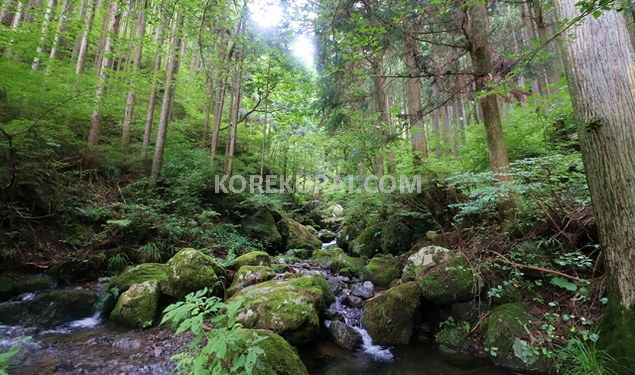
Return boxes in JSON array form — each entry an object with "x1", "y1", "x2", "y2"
[
  {"x1": 349, "y1": 226, "x2": 381, "y2": 258},
  {"x1": 418, "y1": 257, "x2": 483, "y2": 305},
  {"x1": 240, "y1": 208, "x2": 282, "y2": 248},
  {"x1": 0, "y1": 289, "x2": 98, "y2": 327},
  {"x1": 379, "y1": 216, "x2": 411, "y2": 255},
  {"x1": 483, "y1": 303, "x2": 548, "y2": 371},
  {"x1": 278, "y1": 218, "x2": 322, "y2": 250},
  {"x1": 164, "y1": 248, "x2": 221, "y2": 299},
  {"x1": 235, "y1": 329, "x2": 309, "y2": 375},
  {"x1": 227, "y1": 266, "x2": 276, "y2": 297},
  {"x1": 312, "y1": 247, "x2": 365, "y2": 275},
  {"x1": 228, "y1": 251, "x2": 272, "y2": 270},
  {"x1": 436, "y1": 327, "x2": 471, "y2": 352},
  {"x1": 110, "y1": 263, "x2": 169, "y2": 292},
  {"x1": 0, "y1": 274, "x2": 56, "y2": 301},
  {"x1": 402, "y1": 246, "x2": 454, "y2": 282},
  {"x1": 363, "y1": 282, "x2": 421, "y2": 345},
  {"x1": 336, "y1": 224, "x2": 360, "y2": 251},
  {"x1": 110, "y1": 281, "x2": 160, "y2": 329},
  {"x1": 284, "y1": 248, "x2": 310, "y2": 260},
  {"x1": 362, "y1": 254, "x2": 401, "y2": 288},
  {"x1": 317, "y1": 229, "x2": 337, "y2": 242},
  {"x1": 228, "y1": 275, "x2": 335, "y2": 345}
]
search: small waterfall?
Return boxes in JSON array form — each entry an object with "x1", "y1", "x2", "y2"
[
  {"x1": 321, "y1": 239, "x2": 337, "y2": 250},
  {"x1": 352, "y1": 326, "x2": 394, "y2": 361}
]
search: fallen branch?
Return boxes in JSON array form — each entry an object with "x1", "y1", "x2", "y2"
[{"x1": 490, "y1": 256, "x2": 580, "y2": 282}]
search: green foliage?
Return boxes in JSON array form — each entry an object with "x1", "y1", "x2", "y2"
[
  {"x1": 557, "y1": 335, "x2": 618, "y2": 375},
  {"x1": 0, "y1": 337, "x2": 30, "y2": 375},
  {"x1": 161, "y1": 288, "x2": 266, "y2": 375}
]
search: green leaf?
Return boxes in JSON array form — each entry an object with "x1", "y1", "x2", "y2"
[{"x1": 550, "y1": 276, "x2": 578, "y2": 292}]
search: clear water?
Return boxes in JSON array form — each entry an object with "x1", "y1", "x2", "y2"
[{"x1": 301, "y1": 340, "x2": 510, "y2": 375}]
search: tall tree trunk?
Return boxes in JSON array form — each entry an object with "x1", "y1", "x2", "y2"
[
  {"x1": 225, "y1": 47, "x2": 244, "y2": 176},
  {"x1": 121, "y1": 0, "x2": 147, "y2": 145},
  {"x1": 31, "y1": 0, "x2": 55, "y2": 71},
  {"x1": 556, "y1": 1, "x2": 635, "y2": 368},
  {"x1": 94, "y1": 3, "x2": 111, "y2": 71},
  {"x1": 371, "y1": 52, "x2": 391, "y2": 176},
  {"x1": 531, "y1": 0, "x2": 561, "y2": 88},
  {"x1": 70, "y1": 0, "x2": 86, "y2": 59},
  {"x1": 46, "y1": 0, "x2": 70, "y2": 71},
  {"x1": 210, "y1": 27, "x2": 229, "y2": 161},
  {"x1": 150, "y1": 13, "x2": 182, "y2": 183},
  {"x1": 404, "y1": 29, "x2": 428, "y2": 164},
  {"x1": 202, "y1": 76, "x2": 213, "y2": 144},
  {"x1": 141, "y1": 20, "x2": 164, "y2": 155},
  {"x1": 0, "y1": 0, "x2": 14, "y2": 25},
  {"x1": 87, "y1": 0, "x2": 121, "y2": 147},
  {"x1": 464, "y1": 0, "x2": 514, "y2": 214},
  {"x1": 75, "y1": 0, "x2": 96, "y2": 74}
]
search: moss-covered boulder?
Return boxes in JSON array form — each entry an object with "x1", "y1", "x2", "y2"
[
  {"x1": 110, "y1": 281, "x2": 160, "y2": 328},
  {"x1": 110, "y1": 263, "x2": 169, "y2": 292},
  {"x1": 436, "y1": 327, "x2": 471, "y2": 352},
  {"x1": 379, "y1": 216, "x2": 411, "y2": 255},
  {"x1": 0, "y1": 289, "x2": 98, "y2": 327},
  {"x1": 284, "y1": 248, "x2": 311, "y2": 260},
  {"x1": 234, "y1": 329, "x2": 309, "y2": 375},
  {"x1": 349, "y1": 226, "x2": 381, "y2": 258},
  {"x1": 483, "y1": 303, "x2": 548, "y2": 371},
  {"x1": 279, "y1": 218, "x2": 322, "y2": 250},
  {"x1": 336, "y1": 224, "x2": 359, "y2": 251},
  {"x1": 228, "y1": 275, "x2": 335, "y2": 345},
  {"x1": 240, "y1": 208, "x2": 282, "y2": 248},
  {"x1": 227, "y1": 266, "x2": 276, "y2": 297},
  {"x1": 362, "y1": 254, "x2": 401, "y2": 288},
  {"x1": 164, "y1": 248, "x2": 222, "y2": 299},
  {"x1": 312, "y1": 247, "x2": 365, "y2": 275},
  {"x1": 317, "y1": 229, "x2": 337, "y2": 242},
  {"x1": 418, "y1": 257, "x2": 483, "y2": 305},
  {"x1": 326, "y1": 320, "x2": 362, "y2": 350},
  {"x1": 402, "y1": 246, "x2": 454, "y2": 282},
  {"x1": 0, "y1": 274, "x2": 56, "y2": 301},
  {"x1": 363, "y1": 282, "x2": 421, "y2": 345},
  {"x1": 228, "y1": 251, "x2": 272, "y2": 270}
]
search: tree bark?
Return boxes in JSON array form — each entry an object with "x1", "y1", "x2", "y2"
[
  {"x1": 210, "y1": 27, "x2": 229, "y2": 161},
  {"x1": 75, "y1": 0, "x2": 96, "y2": 74},
  {"x1": 141, "y1": 16, "x2": 164, "y2": 155},
  {"x1": 371, "y1": 52, "x2": 391, "y2": 177},
  {"x1": 404, "y1": 29, "x2": 428, "y2": 163},
  {"x1": 121, "y1": 0, "x2": 147, "y2": 145},
  {"x1": 225, "y1": 47, "x2": 244, "y2": 176},
  {"x1": 464, "y1": 0, "x2": 514, "y2": 215},
  {"x1": 150, "y1": 13, "x2": 182, "y2": 183},
  {"x1": 87, "y1": 0, "x2": 121, "y2": 147},
  {"x1": 556, "y1": 1, "x2": 635, "y2": 367},
  {"x1": 31, "y1": 0, "x2": 55, "y2": 71},
  {"x1": 46, "y1": 0, "x2": 70, "y2": 70}
]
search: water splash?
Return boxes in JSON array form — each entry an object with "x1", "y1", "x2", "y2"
[
  {"x1": 353, "y1": 326, "x2": 394, "y2": 361},
  {"x1": 321, "y1": 239, "x2": 337, "y2": 250}
]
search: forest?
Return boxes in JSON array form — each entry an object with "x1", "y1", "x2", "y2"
[{"x1": 1, "y1": 0, "x2": 635, "y2": 373}]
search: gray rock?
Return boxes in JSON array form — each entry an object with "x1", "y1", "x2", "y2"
[
  {"x1": 343, "y1": 295, "x2": 364, "y2": 308},
  {"x1": 326, "y1": 320, "x2": 362, "y2": 350},
  {"x1": 351, "y1": 281, "x2": 374, "y2": 299}
]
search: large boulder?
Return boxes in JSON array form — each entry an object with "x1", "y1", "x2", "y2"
[
  {"x1": 362, "y1": 254, "x2": 401, "y2": 288},
  {"x1": 483, "y1": 303, "x2": 549, "y2": 371},
  {"x1": 110, "y1": 281, "x2": 160, "y2": 329},
  {"x1": 379, "y1": 216, "x2": 411, "y2": 255},
  {"x1": 321, "y1": 205, "x2": 344, "y2": 230},
  {"x1": 164, "y1": 248, "x2": 223, "y2": 299},
  {"x1": 228, "y1": 251, "x2": 272, "y2": 270},
  {"x1": 279, "y1": 218, "x2": 321, "y2": 250},
  {"x1": 436, "y1": 327, "x2": 471, "y2": 353},
  {"x1": 312, "y1": 247, "x2": 365, "y2": 275},
  {"x1": 363, "y1": 282, "x2": 421, "y2": 345},
  {"x1": 317, "y1": 229, "x2": 337, "y2": 242},
  {"x1": 0, "y1": 289, "x2": 98, "y2": 327},
  {"x1": 228, "y1": 275, "x2": 335, "y2": 345},
  {"x1": 349, "y1": 226, "x2": 381, "y2": 258},
  {"x1": 325, "y1": 320, "x2": 362, "y2": 350},
  {"x1": 110, "y1": 263, "x2": 169, "y2": 292},
  {"x1": 227, "y1": 266, "x2": 276, "y2": 297},
  {"x1": 240, "y1": 208, "x2": 282, "y2": 249},
  {"x1": 234, "y1": 329, "x2": 309, "y2": 375},
  {"x1": 402, "y1": 246, "x2": 454, "y2": 282},
  {"x1": 418, "y1": 257, "x2": 483, "y2": 305},
  {"x1": 0, "y1": 274, "x2": 56, "y2": 301}
]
